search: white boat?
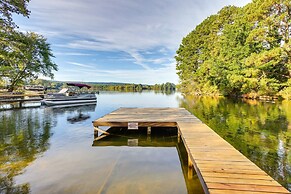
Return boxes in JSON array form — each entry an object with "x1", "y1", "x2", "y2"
[
  {"x1": 41, "y1": 94, "x2": 97, "y2": 106},
  {"x1": 41, "y1": 83, "x2": 97, "y2": 106}
]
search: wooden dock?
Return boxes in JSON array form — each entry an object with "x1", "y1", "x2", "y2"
[
  {"x1": 92, "y1": 108, "x2": 290, "y2": 194},
  {"x1": 0, "y1": 94, "x2": 43, "y2": 103}
]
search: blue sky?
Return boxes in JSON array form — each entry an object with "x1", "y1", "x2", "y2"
[{"x1": 14, "y1": 0, "x2": 251, "y2": 84}]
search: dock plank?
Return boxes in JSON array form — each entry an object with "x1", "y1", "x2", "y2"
[{"x1": 92, "y1": 108, "x2": 290, "y2": 194}]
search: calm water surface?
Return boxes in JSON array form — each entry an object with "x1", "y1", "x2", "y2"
[
  {"x1": 0, "y1": 92, "x2": 203, "y2": 194},
  {"x1": 1, "y1": 92, "x2": 291, "y2": 193}
]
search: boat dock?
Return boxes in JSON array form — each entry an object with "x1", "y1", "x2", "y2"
[
  {"x1": 92, "y1": 108, "x2": 290, "y2": 194},
  {"x1": 0, "y1": 94, "x2": 43, "y2": 103}
]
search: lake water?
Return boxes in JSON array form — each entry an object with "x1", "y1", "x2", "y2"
[
  {"x1": 0, "y1": 91, "x2": 291, "y2": 193},
  {"x1": 0, "y1": 91, "x2": 203, "y2": 194}
]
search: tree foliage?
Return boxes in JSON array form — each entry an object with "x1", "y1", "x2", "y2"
[
  {"x1": 176, "y1": 0, "x2": 291, "y2": 99},
  {"x1": 0, "y1": 0, "x2": 57, "y2": 91},
  {"x1": 0, "y1": 0, "x2": 30, "y2": 28}
]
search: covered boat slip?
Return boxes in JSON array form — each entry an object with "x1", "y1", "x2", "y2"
[{"x1": 92, "y1": 108, "x2": 290, "y2": 194}]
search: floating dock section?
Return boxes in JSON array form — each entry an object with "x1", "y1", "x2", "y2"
[{"x1": 92, "y1": 108, "x2": 290, "y2": 194}]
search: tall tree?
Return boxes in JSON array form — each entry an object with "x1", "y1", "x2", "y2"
[
  {"x1": 176, "y1": 6, "x2": 241, "y2": 95},
  {"x1": 0, "y1": 0, "x2": 57, "y2": 91}
]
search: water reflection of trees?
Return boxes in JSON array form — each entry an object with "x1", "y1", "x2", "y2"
[
  {"x1": 0, "y1": 104, "x2": 97, "y2": 193},
  {"x1": 0, "y1": 108, "x2": 53, "y2": 193},
  {"x1": 179, "y1": 96, "x2": 291, "y2": 190}
]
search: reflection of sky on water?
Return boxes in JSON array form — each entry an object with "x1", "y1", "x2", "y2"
[{"x1": 17, "y1": 146, "x2": 185, "y2": 194}]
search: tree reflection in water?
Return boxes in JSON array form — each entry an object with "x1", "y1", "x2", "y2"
[
  {"x1": 0, "y1": 103, "x2": 97, "y2": 193},
  {"x1": 179, "y1": 96, "x2": 291, "y2": 190},
  {"x1": 0, "y1": 108, "x2": 53, "y2": 193}
]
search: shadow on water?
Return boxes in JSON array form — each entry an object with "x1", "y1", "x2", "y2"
[
  {"x1": 178, "y1": 95, "x2": 291, "y2": 191},
  {"x1": 92, "y1": 127, "x2": 204, "y2": 194}
]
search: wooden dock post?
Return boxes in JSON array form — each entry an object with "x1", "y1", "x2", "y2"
[
  {"x1": 188, "y1": 155, "x2": 193, "y2": 179},
  {"x1": 188, "y1": 155, "x2": 193, "y2": 167},
  {"x1": 177, "y1": 131, "x2": 181, "y2": 143},
  {"x1": 188, "y1": 166, "x2": 193, "y2": 180},
  {"x1": 94, "y1": 126, "x2": 98, "y2": 136},
  {"x1": 147, "y1": 126, "x2": 151, "y2": 135}
]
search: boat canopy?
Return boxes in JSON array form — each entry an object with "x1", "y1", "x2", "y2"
[{"x1": 67, "y1": 83, "x2": 91, "y2": 89}]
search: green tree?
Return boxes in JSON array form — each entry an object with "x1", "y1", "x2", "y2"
[
  {"x1": 0, "y1": 0, "x2": 57, "y2": 92},
  {"x1": 176, "y1": 6, "x2": 240, "y2": 95},
  {"x1": 176, "y1": 0, "x2": 291, "y2": 99},
  {"x1": 1, "y1": 32, "x2": 57, "y2": 91},
  {"x1": 0, "y1": 0, "x2": 30, "y2": 28},
  {"x1": 243, "y1": 0, "x2": 291, "y2": 96}
]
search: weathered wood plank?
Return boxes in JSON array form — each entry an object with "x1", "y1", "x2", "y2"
[
  {"x1": 203, "y1": 172, "x2": 274, "y2": 180},
  {"x1": 198, "y1": 163, "x2": 261, "y2": 171},
  {"x1": 209, "y1": 189, "x2": 290, "y2": 194},
  {"x1": 204, "y1": 176, "x2": 282, "y2": 186},
  {"x1": 207, "y1": 183, "x2": 288, "y2": 193}
]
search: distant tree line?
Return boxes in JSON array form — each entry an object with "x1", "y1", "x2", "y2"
[
  {"x1": 176, "y1": 0, "x2": 291, "y2": 99},
  {"x1": 16, "y1": 79, "x2": 176, "y2": 93},
  {"x1": 88, "y1": 82, "x2": 176, "y2": 92}
]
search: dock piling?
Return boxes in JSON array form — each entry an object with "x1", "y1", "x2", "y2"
[{"x1": 147, "y1": 126, "x2": 151, "y2": 135}]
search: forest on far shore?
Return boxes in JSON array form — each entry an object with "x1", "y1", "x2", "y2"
[
  {"x1": 15, "y1": 79, "x2": 176, "y2": 93},
  {"x1": 176, "y1": 0, "x2": 291, "y2": 99}
]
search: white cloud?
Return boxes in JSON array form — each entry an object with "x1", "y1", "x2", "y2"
[
  {"x1": 24, "y1": 0, "x2": 251, "y2": 51},
  {"x1": 16, "y1": 0, "x2": 252, "y2": 84},
  {"x1": 66, "y1": 62, "x2": 95, "y2": 68},
  {"x1": 54, "y1": 52, "x2": 94, "y2": 56},
  {"x1": 55, "y1": 62, "x2": 178, "y2": 84}
]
